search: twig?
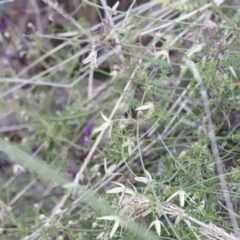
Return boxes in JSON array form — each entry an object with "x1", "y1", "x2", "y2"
[
  {"x1": 141, "y1": 0, "x2": 225, "y2": 36},
  {"x1": 0, "y1": 124, "x2": 32, "y2": 133},
  {"x1": 8, "y1": 179, "x2": 37, "y2": 206},
  {"x1": 0, "y1": 40, "x2": 73, "y2": 97},
  {"x1": 87, "y1": 55, "x2": 94, "y2": 100},
  {"x1": 121, "y1": 0, "x2": 136, "y2": 28},
  {"x1": 164, "y1": 203, "x2": 238, "y2": 240},
  {"x1": 30, "y1": 0, "x2": 43, "y2": 33},
  {"x1": 218, "y1": 121, "x2": 240, "y2": 151},
  {"x1": 76, "y1": 59, "x2": 142, "y2": 181},
  {"x1": 99, "y1": 0, "x2": 124, "y2": 63},
  {"x1": 41, "y1": 0, "x2": 89, "y2": 36},
  {"x1": 50, "y1": 59, "x2": 142, "y2": 219},
  {"x1": 183, "y1": 56, "x2": 240, "y2": 237}
]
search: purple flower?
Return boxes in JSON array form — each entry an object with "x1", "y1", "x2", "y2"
[
  {"x1": 69, "y1": 169, "x2": 76, "y2": 179},
  {"x1": 83, "y1": 123, "x2": 92, "y2": 143},
  {"x1": 84, "y1": 135, "x2": 90, "y2": 143},
  {"x1": 4, "y1": 52, "x2": 20, "y2": 61},
  {"x1": 83, "y1": 123, "x2": 92, "y2": 135},
  {"x1": 0, "y1": 18, "x2": 8, "y2": 30},
  {"x1": 18, "y1": 7, "x2": 27, "y2": 16}
]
